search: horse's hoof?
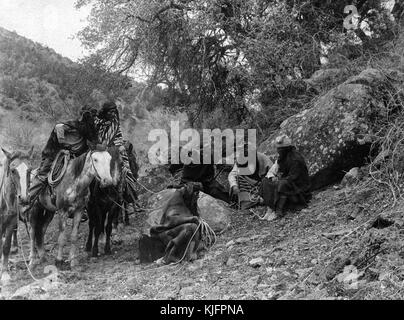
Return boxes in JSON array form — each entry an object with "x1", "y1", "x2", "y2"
[
  {"x1": 10, "y1": 247, "x2": 18, "y2": 255},
  {"x1": 55, "y1": 259, "x2": 64, "y2": 269},
  {"x1": 85, "y1": 245, "x2": 92, "y2": 253},
  {"x1": 104, "y1": 248, "x2": 112, "y2": 255},
  {"x1": 91, "y1": 250, "x2": 99, "y2": 258}
]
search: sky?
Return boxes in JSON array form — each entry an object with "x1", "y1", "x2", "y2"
[{"x1": 0, "y1": 0, "x2": 91, "y2": 61}]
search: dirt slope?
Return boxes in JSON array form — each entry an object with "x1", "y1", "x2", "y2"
[{"x1": 1, "y1": 180, "x2": 404, "y2": 300}]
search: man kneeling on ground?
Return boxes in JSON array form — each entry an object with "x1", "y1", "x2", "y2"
[
  {"x1": 228, "y1": 143, "x2": 272, "y2": 210},
  {"x1": 260, "y1": 135, "x2": 311, "y2": 221}
]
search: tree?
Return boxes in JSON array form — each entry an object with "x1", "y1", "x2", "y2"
[{"x1": 76, "y1": 0, "x2": 398, "y2": 132}]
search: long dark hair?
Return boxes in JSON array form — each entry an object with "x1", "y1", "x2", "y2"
[
  {"x1": 78, "y1": 112, "x2": 98, "y2": 144},
  {"x1": 99, "y1": 102, "x2": 120, "y2": 123}
]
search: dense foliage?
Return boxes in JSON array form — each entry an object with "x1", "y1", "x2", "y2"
[
  {"x1": 0, "y1": 27, "x2": 131, "y2": 122},
  {"x1": 76, "y1": 0, "x2": 402, "y2": 136}
]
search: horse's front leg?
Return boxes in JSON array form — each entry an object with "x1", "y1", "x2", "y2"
[
  {"x1": 37, "y1": 210, "x2": 54, "y2": 263},
  {"x1": 29, "y1": 204, "x2": 41, "y2": 267},
  {"x1": 29, "y1": 224, "x2": 38, "y2": 268},
  {"x1": 69, "y1": 210, "x2": 82, "y2": 268},
  {"x1": 11, "y1": 226, "x2": 18, "y2": 254},
  {"x1": 124, "y1": 202, "x2": 130, "y2": 226},
  {"x1": 56, "y1": 210, "x2": 69, "y2": 269},
  {"x1": 105, "y1": 207, "x2": 117, "y2": 255},
  {"x1": 1, "y1": 225, "x2": 14, "y2": 284}
]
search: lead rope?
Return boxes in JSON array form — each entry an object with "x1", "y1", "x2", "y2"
[{"x1": 16, "y1": 202, "x2": 40, "y2": 282}]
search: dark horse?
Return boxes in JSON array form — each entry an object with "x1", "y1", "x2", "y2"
[
  {"x1": 29, "y1": 144, "x2": 121, "y2": 269},
  {"x1": 0, "y1": 147, "x2": 33, "y2": 283},
  {"x1": 86, "y1": 146, "x2": 123, "y2": 257}
]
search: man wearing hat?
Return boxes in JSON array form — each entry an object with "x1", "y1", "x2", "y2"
[
  {"x1": 228, "y1": 142, "x2": 272, "y2": 210},
  {"x1": 261, "y1": 134, "x2": 311, "y2": 221},
  {"x1": 95, "y1": 101, "x2": 138, "y2": 203}
]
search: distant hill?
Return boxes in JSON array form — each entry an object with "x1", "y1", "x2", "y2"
[{"x1": 0, "y1": 26, "x2": 130, "y2": 122}]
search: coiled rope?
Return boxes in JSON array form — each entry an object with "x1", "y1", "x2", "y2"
[{"x1": 48, "y1": 150, "x2": 70, "y2": 188}]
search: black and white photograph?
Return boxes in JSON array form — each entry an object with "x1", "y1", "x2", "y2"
[{"x1": 0, "y1": 0, "x2": 404, "y2": 304}]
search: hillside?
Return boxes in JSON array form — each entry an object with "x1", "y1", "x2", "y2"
[{"x1": 0, "y1": 26, "x2": 130, "y2": 123}]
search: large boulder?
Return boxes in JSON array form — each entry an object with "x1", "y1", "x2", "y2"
[
  {"x1": 143, "y1": 189, "x2": 231, "y2": 234},
  {"x1": 259, "y1": 68, "x2": 402, "y2": 190},
  {"x1": 197, "y1": 192, "x2": 231, "y2": 233}
]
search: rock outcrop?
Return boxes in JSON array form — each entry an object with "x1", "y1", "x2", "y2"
[{"x1": 259, "y1": 68, "x2": 402, "y2": 190}]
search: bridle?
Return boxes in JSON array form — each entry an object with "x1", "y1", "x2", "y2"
[
  {"x1": 2, "y1": 156, "x2": 32, "y2": 225},
  {"x1": 89, "y1": 150, "x2": 103, "y2": 182},
  {"x1": 7, "y1": 156, "x2": 31, "y2": 198}
]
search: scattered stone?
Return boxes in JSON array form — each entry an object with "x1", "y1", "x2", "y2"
[
  {"x1": 322, "y1": 229, "x2": 350, "y2": 240},
  {"x1": 226, "y1": 257, "x2": 237, "y2": 267},
  {"x1": 225, "y1": 240, "x2": 235, "y2": 247},
  {"x1": 341, "y1": 167, "x2": 361, "y2": 187},
  {"x1": 249, "y1": 257, "x2": 265, "y2": 268}
]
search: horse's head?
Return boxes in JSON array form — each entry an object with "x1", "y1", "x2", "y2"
[
  {"x1": 88, "y1": 142, "x2": 122, "y2": 187},
  {"x1": 1, "y1": 146, "x2": 34, "y2": 204},
  {"x1": 90, "y1": 150, "x2": 113, "y2": 187}
]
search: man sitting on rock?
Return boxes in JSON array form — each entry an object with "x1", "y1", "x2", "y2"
[
  {"x1": 260, "y1": 135, "x2": 311, "y2": 221},
  {"x1": 228, "y1": 142, "x2": 272, "y2": 210}
]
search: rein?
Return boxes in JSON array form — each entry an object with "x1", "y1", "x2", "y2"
[{"x1": 90, "y1": 150, "x2": 103, "y2": 182}]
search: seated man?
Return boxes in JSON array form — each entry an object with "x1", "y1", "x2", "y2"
[
  {"x1": 140, "y1": 183, "x2": 202, "y2": 264},
  {"x1": 261, "y1": 135, "x2": 312, "y2": 221},
  {"x1": 168, "y1": 143, "x2": 230, "y2": 203},
  {"x1": 228, "y1": 143, "x2": 272, "y2": 210},
  {"x1": 27, "y1": 106, "x2": 98, "y2": 206}
]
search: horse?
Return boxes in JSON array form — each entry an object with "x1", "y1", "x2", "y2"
[
  {"x1": 0, "y1": 147, "x2": 33, "y2": 283},
  {"x1": 86, "y1": 146, "x2": 123, "y2": 257},
  {"x1": 28, "y1": 143, "x2": 121, "y2": 269}
]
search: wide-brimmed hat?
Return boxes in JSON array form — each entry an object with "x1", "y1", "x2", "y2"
[{"x1": 275, "y1": 134, "x2": 293, "y2": 148}]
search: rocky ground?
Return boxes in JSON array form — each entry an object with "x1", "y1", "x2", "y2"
[{"x1": 1, "y1": 177, "x2": 404, "y2": 300}]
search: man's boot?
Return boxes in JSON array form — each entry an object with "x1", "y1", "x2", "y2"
[
  {"x1": 26, "y1": 176, "x2": 47, "y2": 204},
  {"x1": 275, "y1": 195, "x2": 288, "y2": 219}
]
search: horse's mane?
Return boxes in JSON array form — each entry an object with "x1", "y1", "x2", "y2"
[
  {"x1": 71, "y1": 152, "x2": 88, "y2": 179},
  {"x1": 108, "y1": 145, "x2": 121, "y2": 170}
]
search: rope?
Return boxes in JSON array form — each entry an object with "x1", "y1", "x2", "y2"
[
  {"x1": 169, "y1": 217, "x2": 217, "y2": 266},
  {"x1": 16, "y1": 201, "x2": 40, "y2": 282},
  {"x1": 134, "y1": 178, "x2": 162, "y2": 195},
  {"x1": 48, "y1": 150, "x2": 70, "y2": 188}
]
